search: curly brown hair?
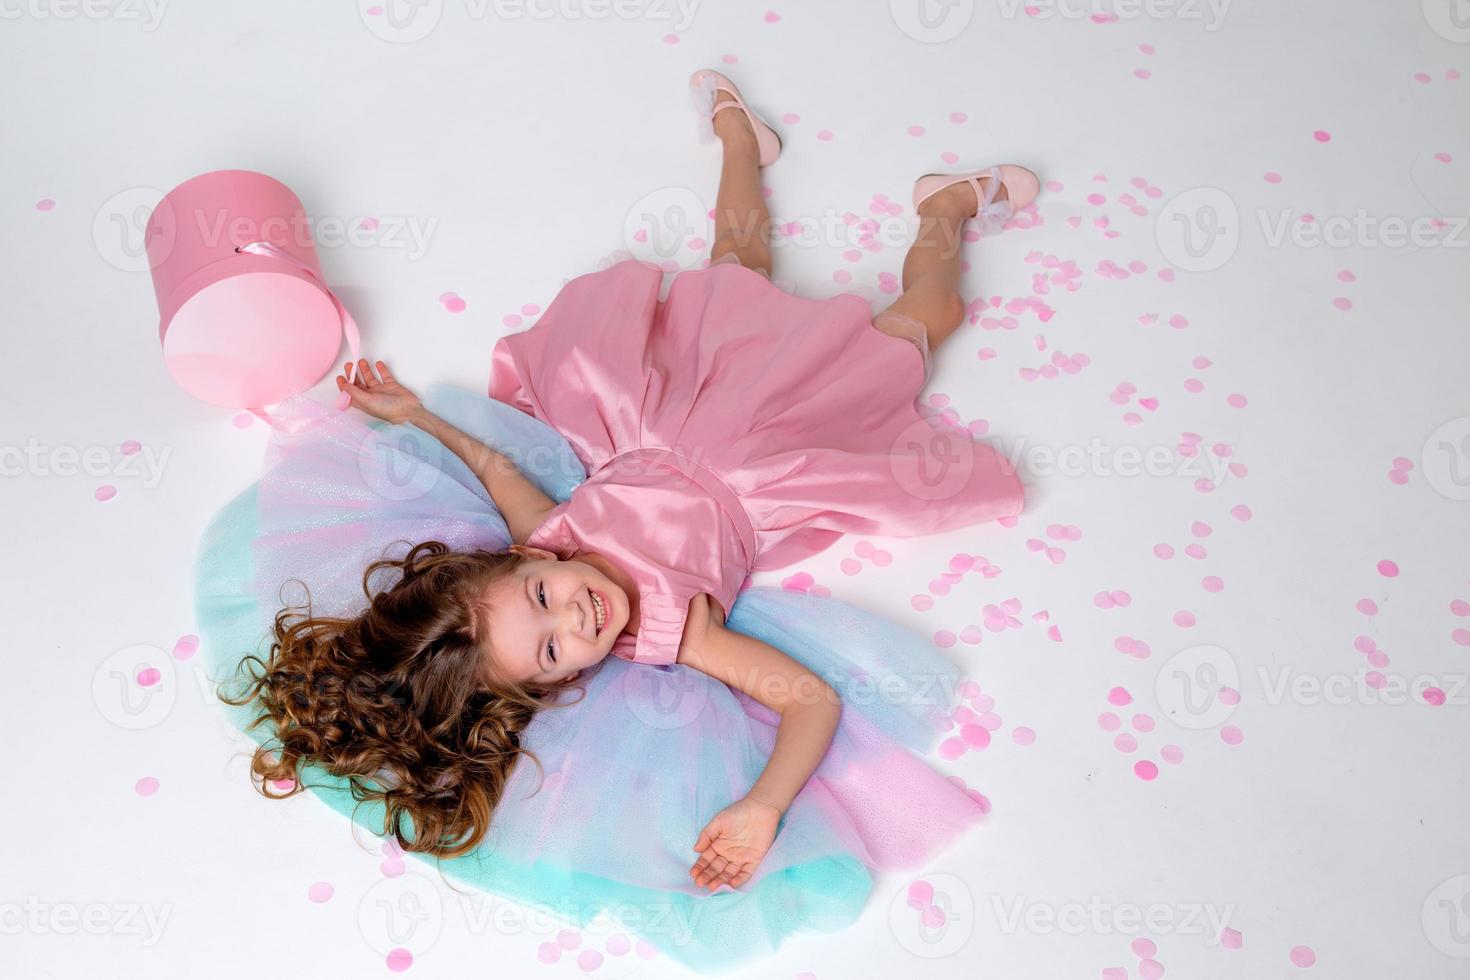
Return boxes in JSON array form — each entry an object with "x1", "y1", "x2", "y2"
[{"x1": 218, "y1": 540, "x2": 583, "y2": 858}]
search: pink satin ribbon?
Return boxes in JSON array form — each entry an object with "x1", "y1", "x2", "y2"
[{"x1": 234, "y1": 240, "x2": 362, "y2": 434}]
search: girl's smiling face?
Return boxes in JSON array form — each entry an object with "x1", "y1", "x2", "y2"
[{"x1": 479, "y1": 546, "x2": 629, "y2": 685}]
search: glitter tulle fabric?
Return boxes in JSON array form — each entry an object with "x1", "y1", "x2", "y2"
[{"x1": 194, "y1": 382, "x2": 993, "y2": 972}]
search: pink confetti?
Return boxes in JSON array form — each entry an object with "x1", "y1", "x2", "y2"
[
  {"x1": 1313, "y1": 130, "x2": 1332, "y2": 142},
  {"x1": 1134, "y1": 760, "x2": 1159, "y2": 780},
  {"x1": 1290, "y1": 945, "x2": 1316, "y2": 968},
  {"x1": 1377, "y1": 559, "x2": 1399, "y2": 578},
  {"x1": 308, "y1": 882, "x2": 334, "y2": 903}
]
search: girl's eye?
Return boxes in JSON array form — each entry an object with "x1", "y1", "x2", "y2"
[{"x1": 538, "y1": 584, "x2": 556, "y2": 663}]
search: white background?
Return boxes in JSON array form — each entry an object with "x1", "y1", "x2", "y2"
[{"x1": 3, "y1": 0, "x2": 1469, "y2": 978}]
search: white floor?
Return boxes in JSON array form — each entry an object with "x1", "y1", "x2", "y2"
[{"x1": 5, "y1": 1, "x2": 1470, "y2": 978}]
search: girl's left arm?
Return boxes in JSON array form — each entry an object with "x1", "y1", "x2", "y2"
[{"x1": 675, "y1": 594, "x2": 842, "y2": 892}]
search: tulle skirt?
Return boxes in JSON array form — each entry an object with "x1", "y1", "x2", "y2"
[{"x1": 193, "y1": 382, "x2": 988, "y2": 973}]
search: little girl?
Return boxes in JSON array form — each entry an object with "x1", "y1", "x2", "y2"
[{"x1": 202, "y1": 68, "x2": 1035, "y2": 970}]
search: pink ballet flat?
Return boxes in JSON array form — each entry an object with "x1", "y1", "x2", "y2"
[
  {"x1": 688, "y1": 68, "x2": 783, "y2": 167},
  {"x1": 912, "y1": 164, "x2": 1040, "y2": 232}
]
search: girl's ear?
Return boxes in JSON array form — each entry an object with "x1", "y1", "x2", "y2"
[{"x1": 509, "y1": 544, "x2": 557, "y2": 561}]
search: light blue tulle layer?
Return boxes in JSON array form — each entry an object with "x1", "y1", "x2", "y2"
[{"x1": 193, "y1": 383, "x2": 982, "y2": 973}]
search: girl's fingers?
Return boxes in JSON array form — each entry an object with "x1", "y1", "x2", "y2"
[
  {"x1": 358, "y1": 358, "x2": 375, "y2": 386},
  {"x1": 376, "y1": 360, "x2": 395, "y2": 383}
]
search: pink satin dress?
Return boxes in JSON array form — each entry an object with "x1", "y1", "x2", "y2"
[{"x1": 488, "y1": 257, "x2": 1024, "y2": 666}]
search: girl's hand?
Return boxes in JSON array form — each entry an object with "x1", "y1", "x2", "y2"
[
  {"x1": 335, "y1": 359, "x2": 423, "y2": 425},
  {"x1": 689, "y1": 796, "x2": 782, "y2": 892}
]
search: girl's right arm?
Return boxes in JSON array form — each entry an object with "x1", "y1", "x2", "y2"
[
  {"x1": 406, "y1": 406, "x2": 558, "y2": 544},
  {"x1": 337, "y1": 359, "x2": 558, "y2": 544}
]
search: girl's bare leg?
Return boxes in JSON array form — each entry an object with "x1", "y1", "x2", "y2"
[
  {"x1": 707, "y1": 91, "x2": 773, "y2": 278},
  {"x1": 875, "y1": 178, "x2": 1009, "y2": 352}
]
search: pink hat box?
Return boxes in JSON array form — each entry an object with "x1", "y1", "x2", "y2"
[{"x1": 145, "y1": 169, "x2": 360, "y2": 422}]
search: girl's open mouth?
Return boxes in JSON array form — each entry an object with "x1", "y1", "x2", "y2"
[{"x1": 590, "y1": 588, "x2": 608, "y2": 635}]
